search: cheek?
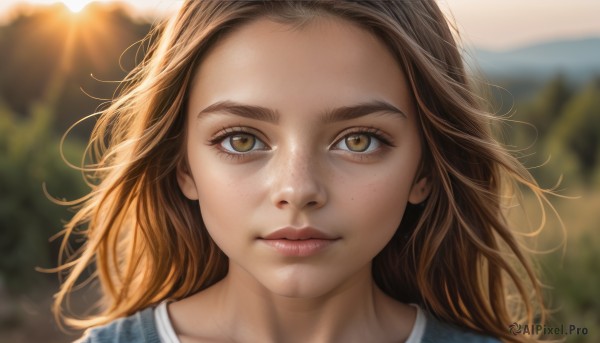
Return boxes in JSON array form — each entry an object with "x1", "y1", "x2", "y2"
[
  {"x1": 349, "y1": 174, "x2": 410, "y2": 229},
  {"x1": 194, "y1": 175, "x2": 245, "y2": 255},
  {"x1": 189, "y1": 154, "x2": 263, "y2": 249},
  {"x1": 332, "y1": 128, "x2": 421, "y2": 233},
  {"x1": 333, "y1": 158, "x2": 417, "y2": 246}
]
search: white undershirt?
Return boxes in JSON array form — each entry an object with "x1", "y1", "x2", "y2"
[
  {"x1": 154, "y1": 300, "x2": 426, "y2": 343},
  {"x1": 406, "y1": 303, "x2": 427, "y2": 343},
  {"x1": 155, "y1": 300, "x2": 179, "y2": 343}
]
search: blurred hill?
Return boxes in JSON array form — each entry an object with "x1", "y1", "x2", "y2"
[
  {"x1": 470, "y1": 37, "x2": 600, "y2": 84},
  {"x1": 0, "y1": 2, "x2": 152, "y2": 138}
]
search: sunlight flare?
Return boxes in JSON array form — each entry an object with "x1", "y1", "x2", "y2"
[
  {"x1": 22, "y1": 0, "x2": 99, "y2": 13},
  {"x1": 61, "y1": 0, "x2": 94, "y2": 13}
]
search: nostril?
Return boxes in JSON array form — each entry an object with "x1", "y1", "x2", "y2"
[{"x1": 277, "y1": 200, "x2": 319, "y2": 209}]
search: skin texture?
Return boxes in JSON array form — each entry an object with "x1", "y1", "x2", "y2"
[{"x1": 175, "y1": 15, "x2": 431, "y2": 343}]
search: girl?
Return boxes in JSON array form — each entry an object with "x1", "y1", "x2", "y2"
[{"x1": 53, "y1": 1, "x2": 550, "y2": 342}]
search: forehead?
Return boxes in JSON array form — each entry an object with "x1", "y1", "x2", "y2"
[{"x1": 188, "y1": 15, "x2": 412, "y2": 118}]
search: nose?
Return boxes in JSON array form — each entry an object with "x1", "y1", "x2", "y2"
[{"x1": 268, "y1": 147, "x2": 327, "y2": 211}]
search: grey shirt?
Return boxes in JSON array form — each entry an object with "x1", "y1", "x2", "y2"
[{"x1": 78, "y1": 306, "x2": 501, "y2": 343}]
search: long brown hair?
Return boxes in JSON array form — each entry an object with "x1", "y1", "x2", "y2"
[{"x1": 53, "y1": 1, "x2": 551, "y2": 341}]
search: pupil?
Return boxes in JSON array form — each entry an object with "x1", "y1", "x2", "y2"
[
  {"x1": 232, "y1": 134, "x2": 254, "y2": 152},
  {"x1": 347, "y1": 134, "x2": 369, "y2": 152}
]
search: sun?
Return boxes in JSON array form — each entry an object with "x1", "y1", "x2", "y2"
[
  {"x1": 60, "y1": 0, "x2": 95, "y2": 13},
  {"x1": 27, "y1": 0, "x2": 99, "y2": 13}
]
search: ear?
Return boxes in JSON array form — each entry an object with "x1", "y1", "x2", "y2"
[
  {"x1": 176, "y1": 162, "x2": 199, "y2": 200},
  {"x1": 408, "y1": 176, "x2": 431, "y2": 205}
]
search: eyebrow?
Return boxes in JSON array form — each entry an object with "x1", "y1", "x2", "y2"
[{"x1": 196, "y1": 99, "x2": 407, "y2": 124}]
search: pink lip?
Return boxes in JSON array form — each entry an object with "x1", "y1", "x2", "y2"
[
  {"x1": 260, "y1": 227, "x2": 339, "y2": 257},
  {"x1": 263, "y1": 227, "x2": 336, "y2": 240}
]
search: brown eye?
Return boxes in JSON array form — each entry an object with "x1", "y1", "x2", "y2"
[
  {"x1": 229, "y1": 133, "x2": 256, "y2": 152},
  {"x1": 333, "y1": 131, "x2": 383, "y2": 154},
  {"x1": 219, "y1": 132, "x2": 266, "y2": 154},
  {"x1": 344, "y1": 134, "x2": 371, "y2": 152}
]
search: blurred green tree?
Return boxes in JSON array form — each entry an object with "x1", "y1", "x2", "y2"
[
  {"x1": 501, "y1": 74, "x2": 574, "y2": 188},
  {"x1": 545, "y1": 77, "x2": 600, "y2": 185},
  {"x1": 522, "y1": 73, "x2": 573, "y2": 139},
  {"x1": 0, "y1": 102, "x2": 87, "y2": 293}
]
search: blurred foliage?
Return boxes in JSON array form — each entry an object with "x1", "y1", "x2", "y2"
[
  {"x1": 524, "y1": 74, "x2": 573, "y2": 139},
  {"x1": 504, "y1": 75, "x2": 600, "y2": 341},
  {"x1": 546, "y1": 78, "x2": 600, "y2": 185},
  {"x1": 534, "y1": 190, "x2": 600, "y2": 343},
  {"x1": 0, "y1": 102, "x2": 87, "y2": 293},
  {"x1": 503, "y1": 74, "x2": 600, "y2": 189},
  {"x1": 547, "y1": 233, "x2": 600, "y2": 343},
  {"x1": 0, "y1": 3, "x2": 149, "y2": 293}
]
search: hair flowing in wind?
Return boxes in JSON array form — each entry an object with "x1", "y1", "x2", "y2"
[{"x1": 51, "y1": 2, "x2": 554, "y2": 342}]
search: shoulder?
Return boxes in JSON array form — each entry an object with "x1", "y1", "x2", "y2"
[
  {"x1": 75, "y1": 307, "x2": 160, "y2": 343},
  {"x1": 422, "y1": 313, "x2": 501, "y2": 343}
]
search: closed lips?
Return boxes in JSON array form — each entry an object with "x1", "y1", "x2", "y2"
[{"x1": 261, "y1": 227, "x2": 338, "y2": 240}]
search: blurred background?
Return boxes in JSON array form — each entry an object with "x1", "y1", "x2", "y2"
[{"x1": 0, "y1": 0, "x2": 598, "y2": 342}]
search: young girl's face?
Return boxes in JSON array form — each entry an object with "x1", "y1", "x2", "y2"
[{"x1": 178, "y1": 16, "x2": 428, "y2": 297}]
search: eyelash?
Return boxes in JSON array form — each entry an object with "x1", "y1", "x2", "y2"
[{"x1": 206, "y1": 126, "x2": 394, "y2": 161}]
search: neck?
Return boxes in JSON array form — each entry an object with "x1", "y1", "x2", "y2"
[{"x1": 199, "y1": 263, "x2": 413, "y2": 342}]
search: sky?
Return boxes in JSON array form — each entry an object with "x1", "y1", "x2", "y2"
[
  {"x1": 1, "y1": 0, "x2": 600, "y2": 51},
  {"x1": 439, "y1": 0, "x2": 600, "y2": 50}
]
